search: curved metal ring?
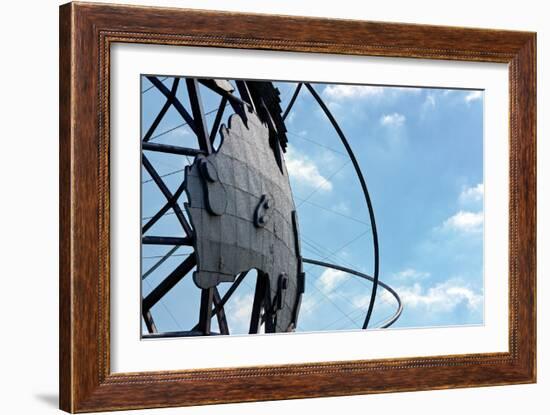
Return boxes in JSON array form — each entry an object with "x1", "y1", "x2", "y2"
[{"x1": 302, "y1": 257, "x2": 402, "y2": 328}]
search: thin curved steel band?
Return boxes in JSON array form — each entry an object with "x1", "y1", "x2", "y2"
[
  {"x1": 283, "y1": 82, "x2": 381, "y2": 329},
  {"x1": 302, "y1": 257, "x2": 402, "y2": 328}
]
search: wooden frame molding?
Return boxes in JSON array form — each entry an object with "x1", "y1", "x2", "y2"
[{"x1": 59, "y1": 2, "x2": 536, "y2": 412}]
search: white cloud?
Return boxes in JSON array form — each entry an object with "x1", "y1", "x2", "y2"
[
  {"x1": 176, "y1": 128, "x2": 191, "y2": 136},
  {"x1": 464, "y1": 90, "x2": 483, "y2": 103},
  {"x1": 225, "y1": 293, "x2": 253, "y2": 333},
  {"x1": 435, "y1": 185, "x2": 484, "y2": 234},
  {"x1": 394, "y1": 87, "x2": 423, "y2": 95},
  {"x1": 459, "y1": 183, "x2": 484, "y2": 204},
  {"x1": 331, "y1": 201, "x2": 351, "y2": 214},
  {"x1": 286, "y1": 112, "x2": 295, "y2": 123},
  {"x1": 397, "y1": 280, "x2": 483, "y2": 312},
  {"x1": 352, "y1": 288, "x2": 398, "y2": 311},
  {"x1": 163, "y1": 125, "x2": 191, "y2": 138},
  {"x1": 285, "y1": 146, "x2": 333, "y2": 191},
  {"x1": 352, "y1": 294, "x2": 372, "y2": 309},
  {"x1": 323, "y1": 84, "x2": 385, "y2": 100},
  {"x1": 379, "y1": 288, "x2": 398, "y2": 305},
  {"x1": 380, "y1": 112, "x2": 406, "y2": 127},
  {"x1": 299, "y1": 294, "x2": 317, "y2": 316},
  {"x1": 443, "y1": 210, "x2": 483, "y2": 233},
  {"x1": 392, "y1": 268, "x2": 431, "y2": 280},
  {"x1": 322, "y1": 85, "x2": 421, "y2": 102},
  {"x1": 318, "y1": 269, "x2": 347, "y2": 293},
  {"x1": 424, "y1": 94, "x2": 436, "y2": 109}
]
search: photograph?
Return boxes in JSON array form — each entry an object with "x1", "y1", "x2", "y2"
[
  {"x1": 140, "y1": 76, "x2": 484, "y2": 338},
  {"x1": 49, "y1": 2, "x2": 537, "y2": 412}
]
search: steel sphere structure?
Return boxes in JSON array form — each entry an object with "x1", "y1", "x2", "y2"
[{"x1": 140, "y1": 76, "x2": 402, "y2": 337}]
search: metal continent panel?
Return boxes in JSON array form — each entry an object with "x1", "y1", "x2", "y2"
[{"x1": 185, "y1": 108, "x2": 302, "y2": 332}]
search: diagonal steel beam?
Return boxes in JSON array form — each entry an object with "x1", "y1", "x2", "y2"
[
  {"x1": 212, "y1": 288, "x2": 229, "y2": 335},
  {"x1": 190, "y1": 271, "x2": 249, "y2": 332},
  {"x1": 197, "y1": 288, "x2": 214, "y2": 335},
  {"x1": 282, "y1": 82, "x2": 303, "y2": 121},
  {"x1": 142, "y1": 154, "x2": 192, "y2": 237},
  {"x1": 142, "y1": 253, "x2": 196, "y2": 312},
  {"x1": 185, "y1": 78, "x2": 213, "y2": 154},
  {"x1": 147, "y1": 76, "x2": 198, "y2": 136},
  {"x1": 141, "y1": 236, "x2": 192, "y2": 246},
  {"x1": 209, "y1": 97, "x2": 228, "y2": 145},
  {"x1": 142, "y1": 142, "x2": 203, "y2": 156},
  {"x1": 142, "y1": 309, "x2": 158, "y2": 333},
  {"x1": 142, "y1": 178, "x2": 188, "y2": 234},
  {"x1": 142, "y1": 246, "x2": 180, "y2": 281},
  {"x1": 142, "y1": 78, "x2": 180, "y2": 142}
]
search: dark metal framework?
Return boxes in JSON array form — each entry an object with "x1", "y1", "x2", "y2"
[{"x1": 141, "y1": 76, "x2": 402, "y2": 337}]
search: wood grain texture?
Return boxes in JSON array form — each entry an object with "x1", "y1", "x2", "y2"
[
  {"x1": 59, "y1": 3, "x2": 73, "y2": 411},
  {"x1": 59, "y1": 2, "x2": 537, "y2": 412}
]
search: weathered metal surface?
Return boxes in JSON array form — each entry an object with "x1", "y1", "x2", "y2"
[
  {"x1": 212, "y1": 79, "x2": 234, "y2": 93},
  {"x1": 185, "y1": 108, "x2": 302, "y2": 332},
  {"x1": 243, "y1": 81, "x2": 288, "y2": 172},
  {"x1": 142, "y1": 142, "x2": 204, "y2": 156}
]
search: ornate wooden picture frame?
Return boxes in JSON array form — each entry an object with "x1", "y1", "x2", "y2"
[{"x1": 59, "y1": 2, "x2": 536, "y2": 412}]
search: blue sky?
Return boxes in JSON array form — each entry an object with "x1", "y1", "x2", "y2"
[{"x1": 140, "y1": 77, "x2": 484, "y2": 335}]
